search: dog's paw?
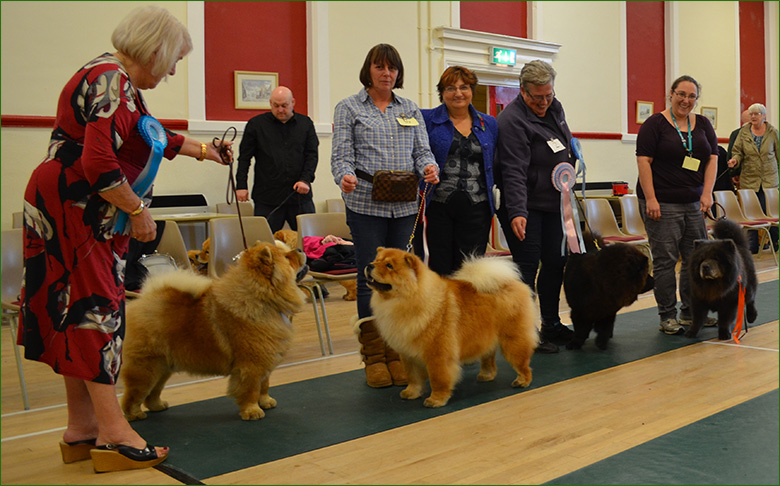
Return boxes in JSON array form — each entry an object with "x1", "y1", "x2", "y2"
[
  {"x1": 511, "y1": 376, "x2": 531, "y2": 388},
  {"x1": 259, "y1": 395, "x2": 277, "y2": 409},
  {"x1": 476, "y1": 370, "x2": 497, "y2": 382},
  {"x1": 565, "y1": 340, "x2": 582, "y2": 350},
  {"x1": 144, "y1": 399, "x2": 169, "y2": 412},
  {"x1": 400, "y1": 386, "x2": 422, "y2": 400},
  {"x1": 684, "y1": 329, "x2": 698, "y2": 339},
  {"x1": 240, "y1": 405, "x2": 266, "y2": 421},
  {"x1": 124, "y1": 409, "x2": 148, "y2": 422},
  {"x1": 718, "y1": 330, "x2": 731, "y2": 340},
  {"x1": 423, "y1": 396, "x2": 449, "y2": 408}
]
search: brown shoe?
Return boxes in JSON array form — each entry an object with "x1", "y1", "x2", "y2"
[
  {"x1": 384, "y1": 346, "x2": 408, "y2": 385},
  {"x1": 353, "y1": 316, "x2": 392, "y2": 388}
]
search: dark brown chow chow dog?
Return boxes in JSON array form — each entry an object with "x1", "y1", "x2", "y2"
[
  {"x1": 564, "y1": 238, "x2": 654, "y2": 350},
  {"x1": 686, "y1": 219, "x2": 758, "y2": 340},
  {"x1": 121, "y1": 241, "x2": 308, "y2": 421}
]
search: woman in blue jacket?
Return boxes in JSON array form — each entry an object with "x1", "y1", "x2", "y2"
[{"x1": 421, "y1": 66, "x2": 498, "y2": 276}]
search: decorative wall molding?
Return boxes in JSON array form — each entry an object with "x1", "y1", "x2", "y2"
[{"x1": 432, "y1": 26, "x2": 560, "y2": 88}]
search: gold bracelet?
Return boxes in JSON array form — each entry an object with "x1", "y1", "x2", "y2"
[
  {"x1": 197, "y1": 143, "x2": 207, "y2": 161},
  {"x1": 129, "y1": 200, "x2": 145, "y2": 217}
]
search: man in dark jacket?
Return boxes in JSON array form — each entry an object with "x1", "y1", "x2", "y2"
[
  {"x1": 494, "y1": 60, "x2": 575, "y2": 354},
  {"x1": 237, "y1": 86, "x2": 319, "y2": 232}
]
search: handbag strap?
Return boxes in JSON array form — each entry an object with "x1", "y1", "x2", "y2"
[{"x1": 354, "y1": 169, "x2": 374, "y2": 183}]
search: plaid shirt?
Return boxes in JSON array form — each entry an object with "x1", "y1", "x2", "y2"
[{"x1": 331, "y1": 89, "x2": 435, "y2": 217}]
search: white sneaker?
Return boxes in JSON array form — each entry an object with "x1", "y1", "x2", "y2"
[
  {"x1": 659, "y1": 318, "x2": 684, "y2": 335},
  {"x1": 678, "y1": 317, "x2": 718, "y2": 327}
]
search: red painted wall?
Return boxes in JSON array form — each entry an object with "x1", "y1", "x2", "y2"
[
  {"x1": 489, "y1": 86, "x2": 520, "y2": 117},
  {"x1": 461, "y1": 2, "x2": 526, "y2": 118},
  {"x1": 739, "y1": 1, "x2": 766, "y2": 112},
  {"x1": 626, "y1": 1, "x2": 665, "y2": 134},
  {"x1": 204, "y1": 2, "x2": 308, "y2": 121},
  {"x1": 460, "y1": 1, "x2": 527, "y2": 38}
]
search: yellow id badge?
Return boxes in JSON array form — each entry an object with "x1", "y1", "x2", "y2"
[
  {"x1": 397, "y1": 116, "x2": 419, "y2": 127},
  {"x1": 682, "y1": 156, "x2": 700, "y2": 171}
]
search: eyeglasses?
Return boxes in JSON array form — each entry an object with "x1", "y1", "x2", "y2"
[
  {"x1": 673, "y1": 91, "x2": 698, "y2": 101},
  {"x1": 525, "y1": 91, "x2": 555, "y2": 103},
  {"x1": 444, "y1": 85, "x2": 471, "y2": 94}
]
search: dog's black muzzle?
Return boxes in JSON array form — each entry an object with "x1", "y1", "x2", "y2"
[
  {"x1": 296, "y1": 263, "x2": 309, "y2": 283},
  {"x1": 364, "y1": 263, "x2": 392, "y2": 292}
]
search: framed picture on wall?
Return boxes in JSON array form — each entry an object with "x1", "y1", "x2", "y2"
[
  {"x1": 636, "y1": 101, "x2": 654, "y2": 124},
  {"x1": 234, "y1": 71, "x2": 278, "y2": 110},
  {"x1": 701, "y1": 107, "x2": 718, "y2": 129}
]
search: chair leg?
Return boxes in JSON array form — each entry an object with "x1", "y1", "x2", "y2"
[
  {"x1": 762, "y1": 228, "x2": 778, "y2": 266},
  {"x1": 313, "y1": 283, "x2": 334, "y2": 355},
  {"x1": 6, "y1": 314, "x2": 30, "y2": 410},
  {"x1": 299, "y1": 284, "x2": 326, "y2": 356}
]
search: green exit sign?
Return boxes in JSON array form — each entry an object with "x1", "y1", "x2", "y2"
[{"x1": 491, "y1": 47, "x2": 517, "y2": 66}]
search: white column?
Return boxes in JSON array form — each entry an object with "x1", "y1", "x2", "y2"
[{"x1": 307, "y1": 1, "x2": 333, "y2": 136}]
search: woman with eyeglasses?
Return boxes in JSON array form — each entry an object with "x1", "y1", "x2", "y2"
[
  {"x1": 636, "y1": 75, "x2": 718, "y2": 335},
  {"x1": 418, "y1": 66, "x2": 498, "y2": 276},
  {"x1": 494, "y1": 59, "x2": 575, "y2": 354},
  {"x1": 727, "y1": 103, "x2": 779, "y2": 253}
]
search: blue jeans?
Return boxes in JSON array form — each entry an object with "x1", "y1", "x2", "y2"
[
  {"x1": 639, "y1": 199, "x2": 707, "y2": 321},
  {"x1": 345, "y1": 208, "x2": 417, "y2": 318},
  {"x1": 496, "y1": 206, "x2": 566, "y2": 325}
]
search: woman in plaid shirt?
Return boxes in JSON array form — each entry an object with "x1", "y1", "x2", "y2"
[{"x1": 331, "y1": 43, "x2": 439, "y2": 388}]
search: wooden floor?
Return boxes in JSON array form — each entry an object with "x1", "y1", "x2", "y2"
[{"x1": 2, "y1": 255, "x2": 778, "y2": 485}]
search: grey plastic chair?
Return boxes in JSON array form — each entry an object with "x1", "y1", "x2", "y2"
[{"x1": 1, "y1": 228, "x2": 29, "y2": 409}]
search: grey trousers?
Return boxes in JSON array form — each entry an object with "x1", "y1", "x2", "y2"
[{"x1": 639, "y1": 199, "x2": 707, "y2": 321}]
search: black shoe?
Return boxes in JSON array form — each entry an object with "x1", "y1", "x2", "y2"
[
  {"x1": 313, "y1": 285, "x2": 330, "y2": 298},
  {"x1": 541, "y1": 322, "x2": 575, "y2": 344},
  {"x1": 535, "y1": 334, "x2": 559, "y2": 354}
]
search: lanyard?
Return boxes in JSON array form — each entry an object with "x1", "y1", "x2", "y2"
[{"x1": 671, "y1": 113, "x2": 692, "y2": 156}]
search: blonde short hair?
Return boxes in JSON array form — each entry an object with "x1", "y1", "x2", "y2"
[
  {"x1": 748, "y1": 103, "x2": 767, "y2": 116},
  {"x1": 111, "y1": 6, "x2": 193, "y2": 78}
]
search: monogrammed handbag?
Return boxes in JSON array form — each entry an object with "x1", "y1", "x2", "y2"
[{"x1": 356, "y1": 169, "x2": 418, "y2": 202}]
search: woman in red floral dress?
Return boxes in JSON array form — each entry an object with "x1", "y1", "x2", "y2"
[{"x1": 18, "y1": 6, "x2": 230, "y2": 472}]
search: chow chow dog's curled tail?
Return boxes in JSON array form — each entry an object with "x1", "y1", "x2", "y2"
[{"x1": 453, "y1": 256, "x2": 522, "y2": 293}]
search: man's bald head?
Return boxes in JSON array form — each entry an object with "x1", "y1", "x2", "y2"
[
  {"x1": 740, "y1": 110, "x2": 750, "y2": 125},
  {"x1": 270, "y1": 86, "x2": 295, "y2": 123}
]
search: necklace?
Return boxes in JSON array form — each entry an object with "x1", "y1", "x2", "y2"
[{"x1": 670, "y1": 112, "x2": 692, "y2": 156}]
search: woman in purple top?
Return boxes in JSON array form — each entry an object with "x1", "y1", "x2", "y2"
[{"x1": 635, "y1": 75, "x2": 718, "y2": 335}]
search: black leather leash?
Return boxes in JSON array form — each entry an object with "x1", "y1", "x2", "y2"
[{"x1": 213, "y1": 126, "x2": 248, "y2": 250}]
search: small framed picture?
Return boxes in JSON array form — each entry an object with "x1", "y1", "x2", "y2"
[
  {"x1": 636, "y1": 101, "x2": 654, "y2": 124},
  {"x1": 701, "y1": 106, "x2": 717, "y2": 129},
  {"x1": 234, "y1": 71, "x2": 278, "y2": 110}
]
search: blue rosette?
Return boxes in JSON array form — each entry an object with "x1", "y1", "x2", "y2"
[{"x1": 114, "y1": 115, "x2": 167, "y2": 234}]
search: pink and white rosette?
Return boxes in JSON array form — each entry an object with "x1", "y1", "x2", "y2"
[{"x1": 552, "y1": 163, "x2": 585, "y2": 255}]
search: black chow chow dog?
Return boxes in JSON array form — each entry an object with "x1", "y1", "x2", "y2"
[
  {"x1": 686, "y1": 219, "x2": 758, "y2": 340},
  {"x1": 564, "y1": 235, "x2": 654, "y2": 350}
]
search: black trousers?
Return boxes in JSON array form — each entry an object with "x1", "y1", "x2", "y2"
[
  {"x1": 254, "y1": 195, "x2": 315, "y2": 233},
  {"x1": 424, "y1": 192, "x2": 491, "y2": 276},
  {"x1": 496, "y1": 206, "x2": 566, "y2": 325}
]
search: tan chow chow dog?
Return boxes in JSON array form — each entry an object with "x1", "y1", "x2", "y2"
[
  {"x1": 121, "y1": 241, "x2": 308, "y2": 421},
  {"x1": 366, "y1": 248, "x2": 539, "y2": 408}
]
